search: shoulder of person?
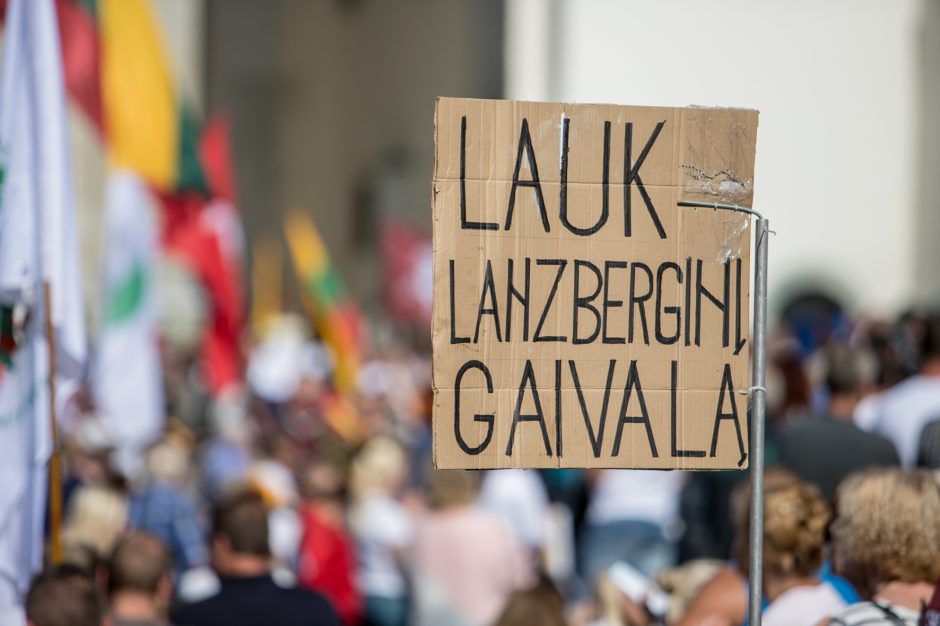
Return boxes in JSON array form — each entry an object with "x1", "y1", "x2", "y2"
[
  {"x1": 826, "y1": 601, "x2": 916, "y2": 626},
  {"x1": 169, "y1": 595, "x2": 220, "y2": 625},
  {"x1": 284, "y1": 585, "x2": 339, "y2": 613}
]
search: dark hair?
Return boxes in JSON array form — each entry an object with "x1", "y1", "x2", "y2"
[
  {"x1": 107, "y1": 531, "x2": 171, "y2": 596},
  {"x1": 212, "y1": 488, "x2": 270, "y2": 557},
  {"x1": 26, "y1": 565, "x2": 101, "y2": 626},
  {"x1": 922, "y1": 314, "x2": 940, "y2": 361}
]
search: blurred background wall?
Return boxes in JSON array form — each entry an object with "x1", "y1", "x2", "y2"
[
  {"x1": 506, "y1": 0, "x2": 935, "y2": 319},
  {"x1": 205, "y1": 0, "x2": 504, "y2": 311},
  {"x1": 69, "y1": 0, "x2": 940, "y2": 332}
]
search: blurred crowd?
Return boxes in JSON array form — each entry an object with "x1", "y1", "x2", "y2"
[{"x1": 23, "y1": 307, "x2": 940, "y2": 626}]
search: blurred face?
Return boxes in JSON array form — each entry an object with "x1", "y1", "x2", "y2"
[{"x1": 305, "y1": 463, "x2": 341, "y2": 500}]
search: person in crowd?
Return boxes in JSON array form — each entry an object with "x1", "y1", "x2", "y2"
[
  {"x1": 654, "y1": 560, "x2": 725, "y2": 625},
  {"x1": 477, "y1": 468, "x2": 550, "y2": 558},
  {"x1": 778, "y1": 343, "x2": 900, "y2": 501},
  {"x1": 128, "y1": 439, "x2": 209, "y2": 577},
  {"x1": 917, "y1": 575, "x2": 940, "y2": 626},
  {"x1": 349, "y1": 436, "x2": 413, "y2": 626},
  {"x1": 297, "y1": 458, "x2": 361, "y2": 625},
  {"x1": 61, "y1": 485, "x2": 128, "y2": 567},
  {"x1": 825, "y1": 469, "x2": 940, "y2": 625},
  {"x1": 492, "y1": 574, "x2": 567, "y2": 626},
  {"x1": 25, "y1": 565, "x2": 102, "y2": 626},
  {"x1": 579, "y1": 470, "x2": 684, "y2": 585},
  {"x1": 757, "y1": 480, "x2": 846, "y2": 625},
  {"x1": 411, "y1": 469, "x2": 533, "y2": 626},
  {"x1": 248, "y1": 454, "x2": 302, "y2": 586},
  {"x1": 677, "y1": 467, "x2": 799, "y2": 626},
  {"x1": 772, "y1": 344, "x2": 813, "y2": 422},
  {"x1": 171, "y1": 488, "x2": 339, "y2": 626},
  {"x1": 871, "y1": 314, "x2": 940, "y2": 467},
  {"x1": 62, "y1": 409, "x2": 121, "y2": 511},
  {"x1": 106, "y1": 532, "x2": 174, "y2": 626},
  {"x1": 618, "y1": 475, "x2": 844, "y2": 626}
]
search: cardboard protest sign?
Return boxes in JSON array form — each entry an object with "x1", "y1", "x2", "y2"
[{"x1": 431, "y1": 98, "x2": 758, "y2": 470}]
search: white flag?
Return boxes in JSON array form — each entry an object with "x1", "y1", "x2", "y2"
[
  {"x1": 0, "y1": 0, "x2": 85, "y2": 619},
  {"x1": 92, "y1": 171, "x2": 164, "y2": 478}
]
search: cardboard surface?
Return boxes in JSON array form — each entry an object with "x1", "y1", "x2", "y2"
[{"x1": 432, "y1": 97, "x2": 758, "y2": 470}]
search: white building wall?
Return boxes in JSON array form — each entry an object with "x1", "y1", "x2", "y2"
[{"x1": 506, "y1": 0, "x2": 924, "y2": 317}]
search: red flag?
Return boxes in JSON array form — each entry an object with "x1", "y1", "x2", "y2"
[
  {"x1": 198, "y1": 114, "x2": 237, "y2": 203},
  {"x1": 160, "y1": 193, "x2": 244, "y2": 396},
  {"x1": 380, "y1": 220, "x2": 432, "y2": 324},
  {"x1": 55, "y1": 0, "x2": 103, "y2": 133},
  {"x1": 159, "y1": 111, "x2": 247, "y2": 397}
]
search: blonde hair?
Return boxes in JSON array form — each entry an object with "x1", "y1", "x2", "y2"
[
  {"x1": 146, "y1": 439, "x2": 189, "y2": 485},
  {"x1": 349, "y1": 436, "x2": 407, "y2": 499},
  {"x1": 729, "y1": 466, "x2": 801, "y2": 573},
  {"x1": 762, "y1": 481, "x2": 829, "y2": 577},
  {"x1": 832, "y1": 469, "x2": 940, "y2": 593},
  {"x1": 62, "y1": 486, "x2": 128, "y2": 559}
]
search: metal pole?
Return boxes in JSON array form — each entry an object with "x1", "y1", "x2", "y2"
[
  {"x1": 748, "y1": 218, "x2": 770, "y2": 626},
  {"x1": 675, "y1": 200, "x2": 770, "y2": 625}
]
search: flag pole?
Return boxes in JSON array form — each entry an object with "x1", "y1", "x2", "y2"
[{"x1": 42, "y1": 282, "x2": 62, "y2": 564}]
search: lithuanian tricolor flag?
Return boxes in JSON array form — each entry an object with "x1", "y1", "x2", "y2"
[
  {"x1": 283, "y1": 210, "x2": 362, "y2": 392},
  {"x1": 99, "y1": 0, "x2": 177, "y2": 190},
  {"x1": 53, "y1": 0, "x2": 178, "y2": 190}
]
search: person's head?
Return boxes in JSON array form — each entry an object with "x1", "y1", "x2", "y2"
[
  {"x1": 299, "y1": 458, "x2": 345, "y2": 504},
  {"x1": 107, "y1": 532, "x2": 172, "y2": 608},
  {"x1": 26, "y1": 565, "x2": 102, "y2": 626},
  {"x1": 62, "y1": 486, "x2": 128, "y2": 561},
  {"x1": 831, "y1": 469, "x2": 940, "y2": 598},
  {"x1": 425, "y1": 468, "x2": 480, "y2": 511},
  {"x1": 210, "y1": 488, "x2": 271, "y2": 575},
  {"x1": 823, "y1": 343, "x2": 863, "y2": 399},
  {"x1": 493, "y1": 574, "x2": 566, "y2": 626},
  {"x1": 349, "y1": 436, "x2": 408, "y2": 499},
  {"x1": 761, "y1": 480, "x2": 829, "y2": 580},
  {"x1": 729, "y1": 467, "x2": 800, "y2": 575},
  {"x1": 145, "y1": 439, "x2": 190, "y2": 486}
]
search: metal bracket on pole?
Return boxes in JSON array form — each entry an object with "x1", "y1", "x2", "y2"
[{"x1": 678, "y1": 200, "x2": 769, "y2": 626}]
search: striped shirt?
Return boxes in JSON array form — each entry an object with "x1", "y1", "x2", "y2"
[{"x1": 827, "y1": 601, "x2": 920, "y2": 626}]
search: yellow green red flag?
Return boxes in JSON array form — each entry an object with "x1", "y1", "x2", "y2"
[
  {"x1": 99, "y1": 0, "x2": 177, "y2": 190},
  {"x1": 283, "y1": 210, "x2": 362, "y2": 392}
]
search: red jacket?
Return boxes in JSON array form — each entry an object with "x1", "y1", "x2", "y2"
[{"x1": 297, "y1": 505, "x2": 361, "y2": 625}]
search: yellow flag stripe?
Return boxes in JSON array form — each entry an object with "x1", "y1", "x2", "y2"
[
  {"x1": 99, "y1": 0, "x2": 177, "y2": 189},
  {"x1": 283, "y1": 210, "x2": 329, "y2": 276}
]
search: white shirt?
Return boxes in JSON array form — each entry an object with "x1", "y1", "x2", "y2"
[
  {"x1": 763, "y1": 583, "x2": 847, "y2": 626},
  {"x1": 853, "y1": 391, "x2": 884, "y2": 432},
  {"x1": 352, "y1": 492, "x2": 413, "y2": 598},
  {"x1": 477, "y1": 469, "x2": 549, "y2": 548},
  {"x1": 586, "y1": 470, "x2": 684, "y2": 529},
  {"x1": 872, "y1": 375, "x2": 940, "y2": 467},
  {"x1": 830, "y1": 601, "x2": 921, "y2": 625}
]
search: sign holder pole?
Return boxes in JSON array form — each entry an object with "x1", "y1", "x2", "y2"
[{"x1": 678, "y1": 201, "x2": 769, "y2": 626}]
